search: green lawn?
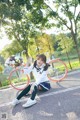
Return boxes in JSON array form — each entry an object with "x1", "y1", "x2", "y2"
[
  {"x1": 64, "y1": 59, "x2": 80, "y2": 71},
  {"x1": 0, "y1": 59, "x2": 80, "y2": 88}
]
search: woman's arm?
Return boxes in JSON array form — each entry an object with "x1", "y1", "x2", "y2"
[{"x1": 23, "y1": 64, "x2": 33, "y2": 74}]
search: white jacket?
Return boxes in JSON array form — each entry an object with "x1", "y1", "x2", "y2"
[{"x1": 23, "y1": 64, "x2": 49, "y2": 85}]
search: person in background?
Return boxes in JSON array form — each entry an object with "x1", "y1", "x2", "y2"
[{"x1": 5, "y1": 55, "x2": 23, "y2": 67}]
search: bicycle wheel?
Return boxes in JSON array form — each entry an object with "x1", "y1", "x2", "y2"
[
  {"x1": 8, "y1": 68, "x2": 30, "y2": 90},
  {"x1": 47, "y1": 59, "x2": 68, "y2": 82}
]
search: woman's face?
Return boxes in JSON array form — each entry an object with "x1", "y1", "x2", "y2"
[{"x1": 37, "y1": 58, "x2": 45, "y2": 67}]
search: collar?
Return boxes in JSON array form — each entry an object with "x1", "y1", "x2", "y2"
[{"x1": 36, "y1": 63, "x2": 45, "y2": 69}]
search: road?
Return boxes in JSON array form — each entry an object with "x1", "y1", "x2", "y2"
[{"x1": 0, "y1": 70, "x2": 80, "y2": 120}]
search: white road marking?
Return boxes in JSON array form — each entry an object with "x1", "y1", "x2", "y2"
[
  {"x1": 40, "y1": 85, "x2": 80, "y2": 98},
  {"x1": 0, "y1": 85, "x2": 80, "y2": 108}
]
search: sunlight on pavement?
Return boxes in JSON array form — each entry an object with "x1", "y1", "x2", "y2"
[
  {"x1": 66, "y1": 112, "x2": 78, "y2": 120},
  {"x1": 38, "y1": 111, "x2": 53, "y2": 117}
]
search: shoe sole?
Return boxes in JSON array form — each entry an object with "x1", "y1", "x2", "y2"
[
  {"x1": 12, "y1": 102, "x2": 20, "y2": 106},
  {"x1": 23, "y1": 102, "x2": 37, "y2": 108}
]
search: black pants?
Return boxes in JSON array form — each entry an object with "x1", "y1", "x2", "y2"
[
  {"x1": 17, "y1": 84, "x2": 37, "y2": 100},
  {"x1": 17, "y1": 83, "x2": 50, "y2": 100}
]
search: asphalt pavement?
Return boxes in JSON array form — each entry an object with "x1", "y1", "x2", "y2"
[{"x1": 0, "y1": 70, "x2": 80, "y2": 120}]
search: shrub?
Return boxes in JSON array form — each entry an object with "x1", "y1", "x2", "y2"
[{"x1": 0, "y1": 64, "x2": 3, "y2": 73}]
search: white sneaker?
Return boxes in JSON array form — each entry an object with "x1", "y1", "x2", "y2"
[
  {"x1": 12, "y1": 98, "x2": 20, "y2": 106},
  {"x1": 22, "y1": 98, "x2": 37, "y2": 108}
]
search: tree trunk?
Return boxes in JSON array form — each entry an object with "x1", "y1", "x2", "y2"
[
  {"x1": 0, "y1": 81, "x2": 2, "y2": 87},
  {"x1": 25, "y1": 49, "x2": 32, "y2": 66},
  {"x1": 24, "y1": 49, "x2": 33, "y2": 79},
  {"x1": 66, "y1": 51, "x2": 72, "y2": 70},
  {"x1": 71, "y1": 31, "x2": 80, "y2": 63},
  {"x1": 48, "y1": 42, "x2": 52, "y2": 59},
  {"x1": 35, "y1": 38, "x2": 40, "y2": 54},
  {"x1": 70, "y1": 19, "x2": 80, "y2": 63}
]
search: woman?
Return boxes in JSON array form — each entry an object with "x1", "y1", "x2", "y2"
[{"x1": 12, "y1": 54, "x2": 51, "y2": 108}]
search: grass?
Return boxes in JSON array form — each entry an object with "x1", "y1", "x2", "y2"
[
  {"x1": 64, "y1": 59, "x2": 80, "y2": 71},
  {"x1": 2, "y1": 80, "x2": 9, "y2": 87},
  {"x1": 0, "y1": 59, "x2": 80, "y2": 88},
  {"x1": 0, "y1": 71, "x2": 29, "y2": 87}
]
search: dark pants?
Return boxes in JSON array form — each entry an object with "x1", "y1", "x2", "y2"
[
  {"x1": 17, "y1": 82, "x2": 50, "y2": 100},
  {"x1": 17, "y1": 84, "x2": 37, "y2": 100}
]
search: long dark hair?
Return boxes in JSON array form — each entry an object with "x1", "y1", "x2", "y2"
[
  {"x1": 37, "y1": 54, "x2": 46, "y2": 63},
  {"x1": 35, "y1": 54, "x2": 50, "y2": 71}
]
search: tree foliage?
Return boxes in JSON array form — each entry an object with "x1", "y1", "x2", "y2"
[
  {"x1": 56, "y1": 33, "x2": 74, "y2": 53},
  {"x1": 0, "y1": 0, "x2": 80, "y2": 63},
  {"x1": 44, "y1": 0, "x2": 80, "y2": 62}
]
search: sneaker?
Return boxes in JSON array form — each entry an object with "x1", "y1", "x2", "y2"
[
  {"x1": 22, "y1": 98, "x2": 37, "y2": 108},
  {"x1": 12, "y1": 98, "x2": 20, "y2": 106}
]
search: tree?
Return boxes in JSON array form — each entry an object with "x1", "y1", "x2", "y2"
[
  {"x1": 0, "y1": 40, "x2": 23, "y2": 58},
  {"x1": 56, "y1": 33, "x2": 74, "y2": 69},
  {"x1": 6, "y1": 20, "x2": 31, "y2": 59},
  {"x1": 29, "y1": 32, "x2": 54, "y2": 58},
  {"x1": 1, "y1": 0, "x2": 79, "y2": 64},
  {"x1": 44, "y1": 0, "x2": 80, "y2": 62},
  {"x1": 0, "y1": 0, "x2": 49, "y2": 59},
  {"x1": 37, "y1": 33, "x2": 54, "y2": 58}
]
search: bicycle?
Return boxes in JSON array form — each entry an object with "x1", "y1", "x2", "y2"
[
  {"x1": 8, "y1": 65, "x2": 30, "y2": 90},
  {"x1": 8, "y1": 58, "x2": 68, "y2": 91},
  {"x1": 47, "y1": 58, "x2": 68, "y2": 82}
]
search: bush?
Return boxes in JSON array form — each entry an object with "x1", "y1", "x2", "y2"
[
  {"x1": 0, "y1": 55, "x2": 5, "y2": 65},
  {"x1": 2, "y1": 80, "x2": 9, "y2": 86},
  {"x1": 0, "y1": 64, "x2": 3, "y2": 73}
]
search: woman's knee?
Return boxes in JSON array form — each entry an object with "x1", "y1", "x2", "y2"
[{"x1": 38, "y1": 86, "x2": 43, "y2": 91}]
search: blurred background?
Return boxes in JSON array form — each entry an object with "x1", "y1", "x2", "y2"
[{"x1": 0, "y1": 0, "x2": 80, "y2": 87}]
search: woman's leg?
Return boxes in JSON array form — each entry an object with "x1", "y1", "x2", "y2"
[
  {"x1": 31, "y1": 86, "x2": 38, "y2": 100},
  {"x1": 22, "y1": 85, "x2": 37, "y2": 108},
  {"x1": 17, "y1": 84, "x2": 31, "y2": 100}
]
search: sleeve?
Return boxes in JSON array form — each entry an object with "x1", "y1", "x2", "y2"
[
  {"x1": 23, "y1": 64, "x2": 33, "y2": 75},
  {"x1": 35, "y1": 71, "x2": 47, "y2": 85}
]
